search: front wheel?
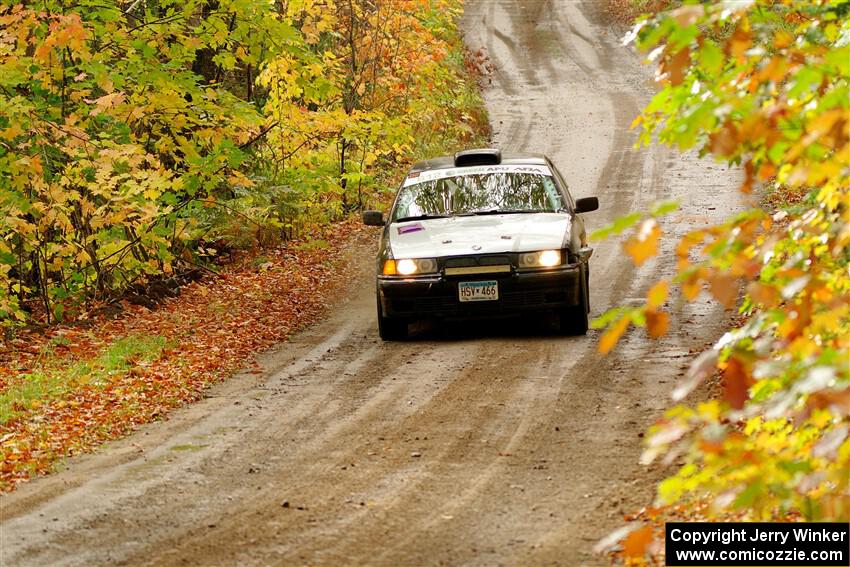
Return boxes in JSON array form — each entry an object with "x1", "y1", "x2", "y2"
[
  {"x1": 559, "y1": 266, "x2": 589, "y2": 335},
  {"x1": 377, "y1": 295, "x2": 408, "y2": 341}
]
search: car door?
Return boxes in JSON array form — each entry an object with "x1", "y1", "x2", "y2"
[{"x1": 547, "y1": 160, "x2": 588, "y2": 255}]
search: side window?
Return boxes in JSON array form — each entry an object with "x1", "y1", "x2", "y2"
[
  {"x1": 549, "y1": 163, "x2": 576, "y2": 209},
  {"x1": 541, "y1": 177, "x2": 565, "y2": 211}
]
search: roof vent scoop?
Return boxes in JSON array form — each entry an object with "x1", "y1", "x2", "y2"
[{"x1": 453, "y1": 148, "x2": 502, "y2": 167}]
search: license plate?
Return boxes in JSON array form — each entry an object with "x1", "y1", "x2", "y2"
[{"x1": 458, "y1": 280, "x2": 499, "y2": 302}]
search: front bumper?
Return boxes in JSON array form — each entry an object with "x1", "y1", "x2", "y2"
[{"x1": 378, "y1": 264, "x2": 583, "y2": 319}]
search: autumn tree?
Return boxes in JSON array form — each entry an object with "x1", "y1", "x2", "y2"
[
  {"x1": 594, "y1": 0, "x2": 849, "y2": 558},
  {"x1": 259, "y1": 0, "x2": 481, "y2": 215},
  {"x1": 0, "y1": 0, "x2": 485, "y2": 326}
]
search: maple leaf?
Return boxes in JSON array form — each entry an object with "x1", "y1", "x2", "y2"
[
  {"x1": 645, "y1": 309, "x2": 669, "y2": 339},
  {"x1": 0, "y1": 123, "x2": 25, "y2": 141},
  {"x1": 722, "y1": 356, "x2": 750, "y2": 410},
  {"x1": 599, "y1": 315, "x2": 631, "y2": 354},
  {"x1": 709, "y1": 122, "x2": 739, "y2": 157},
  {"x1": 646, "y1": 280, "x2": 669, "y2": 309},
  {"x1": 708, "y1": 271, "x2": 738, "y2": 309},
  {"x1": 623, "y1": 219, "x2": 661, "y2": 266},
  {"x1": 90, "y1": 92, "x2": 125, "y2": 116},
  {"x1": 622, "y1": 525, "x2": 654, "y2": 558}
]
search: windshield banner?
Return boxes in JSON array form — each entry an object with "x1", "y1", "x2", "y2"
[{"x1": 403, "y1": 164, "x2": 553, "y2": 187}]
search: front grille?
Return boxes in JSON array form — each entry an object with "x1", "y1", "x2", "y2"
[
  {"x1": 442, "y1": 254, "x2": 513, "y2": 269},
  {"x1": 444, "y1": 265, "x2": 511, "y2": 276}
]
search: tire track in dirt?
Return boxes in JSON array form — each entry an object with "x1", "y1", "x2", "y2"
[{"x1": 123, "y1": 337, "x2": 572, "y2": 566}]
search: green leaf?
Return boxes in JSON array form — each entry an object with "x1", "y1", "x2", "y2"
[
  {"x1": 590, "y1": 212, "x2": 642, "y2": 240},
  {"x1": 651, "y1": 200, "x2": 680, "y2": 217},
  {"x1": 699, "y1": 39, "x2": 723, "y2": 75}
]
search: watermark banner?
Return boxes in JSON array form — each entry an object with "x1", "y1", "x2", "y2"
[{"x1": 666, "y1": 522, "x2": 849, "y2": 566}]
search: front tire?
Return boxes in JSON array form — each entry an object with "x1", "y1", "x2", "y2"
[
  {"x1": 377, "y1": 295, "x2": 408, "y2": 341},
  {"x1": 559, "y1": 265, "x2": 589, "y2": 335}
]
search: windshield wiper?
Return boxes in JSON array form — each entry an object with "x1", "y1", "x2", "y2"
[{"x1": 394, "y1": 214, "x2": 449, "y2": 223}]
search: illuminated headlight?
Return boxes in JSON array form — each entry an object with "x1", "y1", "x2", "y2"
[
  {"x1": 519, "y1": 250, "x2": 562, "y2": 268},
  {"x1": 383, "y1": 258, "x2": 438, "y2": 276}
]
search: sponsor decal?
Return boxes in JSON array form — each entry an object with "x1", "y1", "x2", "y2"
[
  {"x1": 403, "y1": 164, "x2": 553, "y2": 187},
  {"x1": 397, "y1": 223, "x2": 425, "y2": 235}
]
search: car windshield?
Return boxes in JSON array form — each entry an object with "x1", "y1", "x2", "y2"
[{"x1": 392, "y1": 172, "x2": 565, "y2": 222}]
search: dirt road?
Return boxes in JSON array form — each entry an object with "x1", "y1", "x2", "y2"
[{"x1": 1, "y1": 1, "x2": 741, "y2": 565}]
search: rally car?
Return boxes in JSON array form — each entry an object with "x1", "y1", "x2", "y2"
[{"x1": 363, "y1": 148, "x2": 599, "y2": 340}]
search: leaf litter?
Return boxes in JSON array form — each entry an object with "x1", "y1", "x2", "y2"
[{"x1": 0, "y1": 219, "x2": 371, "y2": 491}]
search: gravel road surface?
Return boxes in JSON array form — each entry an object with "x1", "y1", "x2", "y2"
[{"x1": 1, "y1": 1, "x2": 741, "y2": 565}]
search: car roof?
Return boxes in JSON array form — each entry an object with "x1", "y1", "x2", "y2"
[{"x1": 408, "y1": 153, "x2": 550, "y2": 174}]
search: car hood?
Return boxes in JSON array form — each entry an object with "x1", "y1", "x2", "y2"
[{"x1": 388, "y1": 213, "x2": 570, "y2": 258}]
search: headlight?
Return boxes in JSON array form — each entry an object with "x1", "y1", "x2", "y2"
[
  {"x1": 519, "y1": 250, "x2": 562, "y2": 268},
  {"x1": 382, "y1": 258, "x2": 438, "y2": 276}
]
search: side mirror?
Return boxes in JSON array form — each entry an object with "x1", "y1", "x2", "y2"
[
  {"x1": 575, "y1": 197, "x2": 599, "y2": 214},
  {"x1": 363, "y1": 210, "x2": 385, "y2": 226}
]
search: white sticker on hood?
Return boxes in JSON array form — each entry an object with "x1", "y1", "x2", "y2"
[{"x1": 404, "y1": 164, "x2": 553, "y2": 187}]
